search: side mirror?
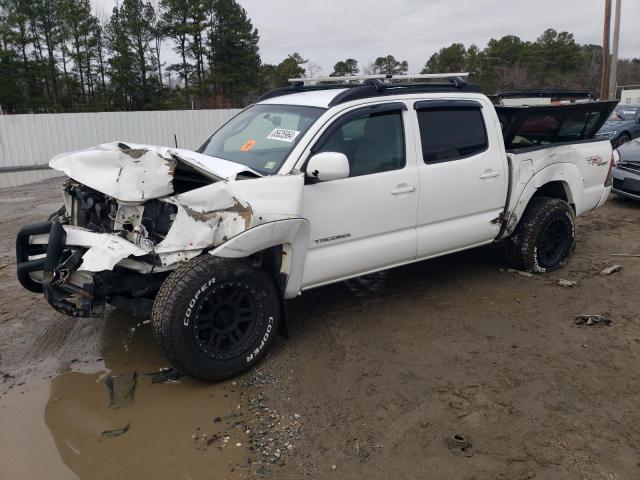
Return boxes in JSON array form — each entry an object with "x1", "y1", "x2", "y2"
[{"x1": 305, "y1": 152, "x2": 350, "y2": 182}]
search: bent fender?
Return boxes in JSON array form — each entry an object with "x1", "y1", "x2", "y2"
[{"x1": 209, "y1": 218, "x2": 311, "y2": 299}]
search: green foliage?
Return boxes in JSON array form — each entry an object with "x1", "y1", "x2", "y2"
[
  {"x1": 207, "y1": 0, "x2": 261, "y2": 106},
  {"x1": 424, "y1": 30, "x2": 616, "y2": 94},
  {"x1": 372, "y1": 55, "x2": 408, "y2": 75},
  {"x1": 0, "y1": 3, "x2": 637, "y2": 115},
  {"x1": 331, "y1": 58, "x2": 358, "y2": 77},
  {"x1": 421, "y1": 43, "x2": 466, "y2": 73},
  {"x1": 0, "y1": 49, "x2": 23, "y2": 111},
  {"x1": 262, "y1": 53, "x2": 307, "y2": 89},
  {"x1": 160, "y1": 0, "x2": 191, "y2": 89}
]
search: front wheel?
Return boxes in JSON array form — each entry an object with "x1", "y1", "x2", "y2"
[
  {"x1": 505, "y1": 197, "x2": 576, "y2": 273},
  {"x1": 151, "y1": 255, "x2": 280, "y2": 381}
]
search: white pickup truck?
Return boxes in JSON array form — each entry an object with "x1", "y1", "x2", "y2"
[{"x1": 16, "y1": 74, "x2": 616, "y2": 380}]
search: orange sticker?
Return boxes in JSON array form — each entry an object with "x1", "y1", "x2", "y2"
[{"x1": 240, "y1": 139, "x2": 256, "y2": 152}]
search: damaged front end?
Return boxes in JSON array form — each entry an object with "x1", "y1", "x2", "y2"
[
  {"x1": 16, "y1": 142, "x2": 270, "y2": 318},
  {"x1": 17, "y1": 220, "x2": 168, "y2": 317},
  {"x1": 16, "y1": 179, "x2": 176, "y2": 317}
]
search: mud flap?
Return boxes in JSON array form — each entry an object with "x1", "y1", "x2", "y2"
[{"x1": 279, "y1": 298, "x2": 290, "y2": 339}]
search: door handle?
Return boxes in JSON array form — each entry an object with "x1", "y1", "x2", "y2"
[
  {"x1": 390, "y1": 185, "x2": 416, "y2": 195},
  {"x1": 479, "y1": 170, "x2": 499, "y2": 179}
]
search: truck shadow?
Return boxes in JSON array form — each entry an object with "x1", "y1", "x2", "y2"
[{"x1": 286, "y1": 244, "x2": 505, "y2": 331}]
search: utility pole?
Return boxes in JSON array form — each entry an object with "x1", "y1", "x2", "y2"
[
  {"x1": 600, "y1": 0, "x2": 612, "y2": 99},
  {"x1": 609, "y1": 0, "x2": 622, "y2": 100}
]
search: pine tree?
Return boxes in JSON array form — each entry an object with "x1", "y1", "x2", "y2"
[
  {"x1": 121, "y1": 0, "x2": 157, "y2": 106},
  {"x1": 330, "y1": 58, "x2": 358, "y2": 77},
  {"x1": 207, "y1": 0, "x2": 260, "y2": 106},
  {"x1": 161, "y1": 0, "x2": 191, "y2": 89},
  {"x1": 372, "y1": 55, "x2": 408, "y2": 75},
  {"x1": 106, "y1": 5, "x2": 136, "y2": 107},
  {"x1": 66, "y1": 0, "x2": 94, "y2": 104},
  {"x1": 421, "y1": 44, "x2": 466, "y2": 74}
]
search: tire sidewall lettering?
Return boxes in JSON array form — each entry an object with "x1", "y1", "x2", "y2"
[
  {"x1": 565, "y1": 211, "x2": 575, "y2": 238},
  {"x1": 183, "y1": 277, "x2": 216, "y2": 326},
  {"x1": 246, "y1": 316, "x2": 274, "y2": 364}
]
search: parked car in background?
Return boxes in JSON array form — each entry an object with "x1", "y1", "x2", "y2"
[
  {"x1": 596, "y1": 105, "x2": 640, "y2": 148},
  {"x1": 612, "y1": 138, "x2": 640, "y2": 200}
]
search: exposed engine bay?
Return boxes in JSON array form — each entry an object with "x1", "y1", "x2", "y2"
[
  {"x1": 15, "y1": 180, "x2": 180, "y2": 318},
  {"x1": 62, "y1": 180, "x2": 178, "y2": 249}
]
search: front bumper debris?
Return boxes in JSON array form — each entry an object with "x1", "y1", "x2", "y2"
[
  {"x1": 16, "y1": 221, "x2": 168, "y2": 318},
  {"x1": 17, "y1": 221, "x2": 97, "y2": 316}
]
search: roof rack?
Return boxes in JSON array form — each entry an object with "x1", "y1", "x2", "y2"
[
  {"x1": 288, "y1": 72, "x2": 471, "y2": 85},
  {"x1": 257, "y1": 73, "x2": 480, "y2": 106}
]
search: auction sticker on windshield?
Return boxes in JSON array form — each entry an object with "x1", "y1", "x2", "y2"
[{"x1": 267, "y1": 128, "x2": 300, "y2": 143}]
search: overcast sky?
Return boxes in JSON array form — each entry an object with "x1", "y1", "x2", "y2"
[{"x1": 96, "y1": 0, "x2": 639, "y2": 75}]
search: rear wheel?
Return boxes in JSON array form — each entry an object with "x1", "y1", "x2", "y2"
[
  {"x1": 151, "y1": 255, "x2": 280, "y2": 381},
  {"x1": 505, "y1": 197, "x2": 575, "y2": 273}
]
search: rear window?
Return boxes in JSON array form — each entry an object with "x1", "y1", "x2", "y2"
[{"x1": 417, "y1": 107, "x2": 488, "y2": 163}]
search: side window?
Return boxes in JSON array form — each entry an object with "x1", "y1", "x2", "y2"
[
  {"x1": 417, "y1": 107, "x2": 488, "y2": 163},
  {"x1": 315, "y1": 109, "x2": 405, "y2": 177}
]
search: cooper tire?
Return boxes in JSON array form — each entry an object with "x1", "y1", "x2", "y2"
[
  {"x1": 151, "y1": 255, "x2": 280, "y2": 381},
  {"x1": 505, "y1": 197, "x2": 576, "y2": 273}
]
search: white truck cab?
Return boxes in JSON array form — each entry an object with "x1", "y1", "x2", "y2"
[{"x1": 16, "y1": 74, "x2": 617, "y2": 380}]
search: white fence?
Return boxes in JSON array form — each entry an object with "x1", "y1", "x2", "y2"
[
  {"x1": 0, "y1": 109, "x2": 240, "y2": 188},
  {"x1": 621, "y1": 89, "x2": 640, "y2": 105}
]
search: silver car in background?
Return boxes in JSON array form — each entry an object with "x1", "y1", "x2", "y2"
[{"x1": 612, "y1": 139, "x2": 640, "y2": 200}]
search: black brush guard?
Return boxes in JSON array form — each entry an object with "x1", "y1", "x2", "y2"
[
  {"x1": 16, "y1": 222, "x2": 51, "y2": 293},
  {"x1": 16, "y1": 222, "x2": 95, "y2": 316}
]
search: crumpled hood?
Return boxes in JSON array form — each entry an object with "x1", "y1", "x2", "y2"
[{"x1": 49, "y1": 141, "x2": 261, "y2": 202}]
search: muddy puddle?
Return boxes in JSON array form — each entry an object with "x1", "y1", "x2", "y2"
[{"x1": 0, "y1": 310, "x2": 250, "y2": 480}]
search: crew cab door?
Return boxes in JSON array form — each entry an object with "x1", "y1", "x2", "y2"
[
  {"x1": 299, "y1": 102, "x2": 419, "y2": 288},
  {"x1": 412, "y1": 98, "x2": 508, "y2": 258}
]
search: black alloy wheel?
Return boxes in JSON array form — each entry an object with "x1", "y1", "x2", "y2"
[
  {"x1": 535, "y1": 216, "x2": 573, "y2": 270},
  {"x1": 192, "y1": 283, "x2": 259, "y2": 360}
]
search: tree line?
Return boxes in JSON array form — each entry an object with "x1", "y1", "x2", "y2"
[
  {"x1": 0, "y1": 0, "x2": 267, "y2": 112},
  {"x1": 331, "y1": 29, "x2": 639, "y2": 95},
  {"x1": 0, "y1": 0, "x2": 638, "y2": 114}
]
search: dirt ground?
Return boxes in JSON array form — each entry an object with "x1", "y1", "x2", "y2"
[{"x1": 1, "y1": 178, "x2": 639, "y2": 480}]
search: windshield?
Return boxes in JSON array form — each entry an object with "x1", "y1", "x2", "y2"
[
  {"x1": 198, "y1": 104, "x2": 325, "y2": 175},
  {"x1": 609, "y1": 107, "x2": 639, "y2": 122}
]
